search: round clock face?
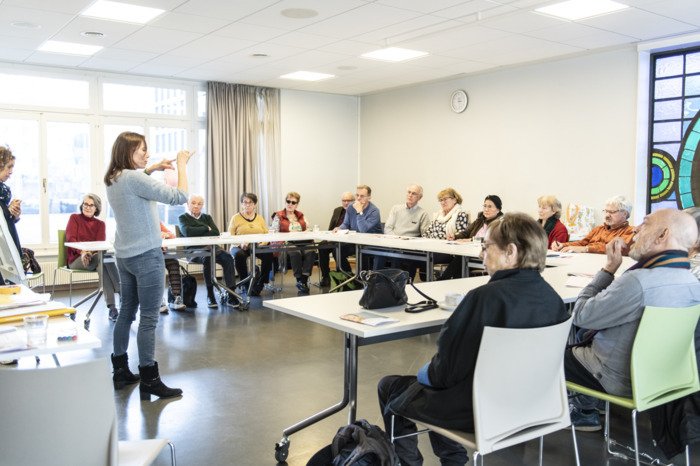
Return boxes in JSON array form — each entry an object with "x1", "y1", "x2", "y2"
[{"x1": 451, "y1": 90, "x2": 468, "y2": 113}]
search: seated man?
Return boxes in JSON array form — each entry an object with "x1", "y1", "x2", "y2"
[
  {"x1": 566, "y1": 208, "x2": 700, "y2": 431},
  {"x1": 378, "y1": 213, "x2": 569, "y2": 465},
  {"x1": 377, "y1": 184, "x2": 430, "y2": 276},
  {"x1": 178, "y1": 194, "x2": 237, "y2": 309},
  {"x1": 318, "y1": 192, "x2": 354, "y2": 286},
  {"x1": 333, "y1": 184, "x2": 382, "y2": 272},
  {"x1": 551, "y1": 195, "x2": 635, "y2": 253}
]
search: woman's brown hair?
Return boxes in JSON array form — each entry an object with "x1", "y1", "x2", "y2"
[{"x1": 104, "y1": 132, "x2": 146, "y2": 186}]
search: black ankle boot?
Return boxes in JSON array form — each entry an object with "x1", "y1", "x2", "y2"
[
  {"x1": 139, "y1": 362, "x2": 183, "y2": 401},
  {"x1": 111, "y1": 353, "x2": 140, "y2": 390}
]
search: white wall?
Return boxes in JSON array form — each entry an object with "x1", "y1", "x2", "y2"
[
  {"x1": 359, "y1": 47, "x2": 641, "y2": 227},
  {"x1": 280, "y1": 89, "x2": 359, "y2": 227}
]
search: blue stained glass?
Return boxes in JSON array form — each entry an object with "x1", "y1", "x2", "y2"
[
  {"x1": 686, "y1": 76, "x2": 700, "y2": 96},
  {"x1": 685, "y1": 98, "x2": 700, "y2": 119},
  {"x1": 670, "y1": 193, "x2": 677, "y2": 200},
  {"x1": 656, "y1": 56, "x2": 684, "y2": 77},
  {"x1": 688, "y1": 52, "x2": 700, "y2": 74},
  {"x1": 655, "y1": 99, "x2": 682, "y2": 120},
  {"x1": 655, "y1": 78, "x2": 683, "y2": 99},
  {"x1": 651, "y1": 165, "x2": 663, "y2": 185},
  {"x1": 652, "y1": 200, "x2": 680, "y2": 211},
  {"x1": 687, "y1": 131, "x2": 700, "y2": 148},
  {"x1": 653, "y1": 121, "x2": 681, "y2": 142}
]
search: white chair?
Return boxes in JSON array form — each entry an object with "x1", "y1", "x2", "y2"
[
  {"x1": 0, "y1": 358, "x2": 176, "y2": 466},
  {"x1": 392, "y1": 316, "x2": 579, "y2": 465}
]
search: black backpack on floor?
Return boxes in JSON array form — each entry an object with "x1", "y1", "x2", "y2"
[
  {"x1": 178, "y1": 266, "x2": 197, "y2": 308},
  {"x1": 307, "y1": 419, "x2": 399, "y2": 466}
]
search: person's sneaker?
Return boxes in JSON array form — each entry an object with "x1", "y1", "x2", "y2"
[
  {"x1": 569, "y1": 405, "x2": 602, "y2": 432},
  {"x1": 108, "y1": 305, "x2": 119, "y2": 322},
  {"x1": 320, "y1": 275, "x2": 330, "y2": 287},
  {"x1": 160, "y1": 300, "x2": 169, "y2": 314},
  {"x1": 226, "y1": 293, "x2": 240, "y2": 308},
  {"x1": 207, "y1": 295, "x2": 218, "y2": 308},
  {"x1": 169, "y1": 295, "x2": 186, "y2": 311}
]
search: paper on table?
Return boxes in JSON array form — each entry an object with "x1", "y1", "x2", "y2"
[
  {"x1": 0, "y1": 327, "x2": 25, "y2": 352},
  {"x1": 566, "y1": 275, "x2": 593, "y2": 288},
  {"x1": 340, "y1": 312, "x2": 399, "y2": 327}
]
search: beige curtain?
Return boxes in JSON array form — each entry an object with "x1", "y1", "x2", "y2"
[{"x1": 206, "y1": 82, "x2": 281, "y2": 230}]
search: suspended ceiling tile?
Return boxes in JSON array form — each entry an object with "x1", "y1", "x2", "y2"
[
  {"x1": 150, "y1": 11, "x2": 232, "y2": 34},
  {"x1": 111, "y1": 27, "x2": 202, "y2": 54}
]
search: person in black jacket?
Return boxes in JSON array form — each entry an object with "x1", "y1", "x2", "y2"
[
  {"x1": 318, "y1": 192, "x2": 354, "y2": 286},
  {"x1": 378, "y1": 213, "x2": 569, "y2": 465}
]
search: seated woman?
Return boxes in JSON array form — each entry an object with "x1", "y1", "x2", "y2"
[
  {"x1": 271, "y1": 191, "x2": 315, "y2": 295},
  {"x1": 65, "y1": 193, "x2": 121, "y2": 322},
  {"x1": 439, "y1": 195, "x2": 504, "y2": 280},
  {"x1": 378, "y1": 213, "x2": 569, "y2": 465},
  {"x1": 228, "y1": 193, "x2": 273, "y2": 297},
  {"x1": 421, "y1": 188, "x2": 469, "y2": 280},
  {"x1": 537, "y1": 195, "x2": 569, "y2": 249}
]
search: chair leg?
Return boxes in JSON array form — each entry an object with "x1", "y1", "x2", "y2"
[
  {"x1": 570, "y1": 424, "x2": 581, "y2": 466},
  {"x1": 539, "y1": 436, "x2": 543, "y2": 466},
  {"x1": 168, "y1": 441, "x2": 176, "y2": 466},
  {"x1": 68, "y1": 275, "x2": 73, "y2": 306},
  {"x1": 685, "y1": 444, "x2": 690, "y2": 466},
  {"x1": 631, "y1": 409, "x2": 640, "y2": 466}
]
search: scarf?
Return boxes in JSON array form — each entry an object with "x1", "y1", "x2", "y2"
[
  {"x1": 433, "y1": 204, "x2": 462, "y2": 237},
  {"x1": 0, "y1": 182, "x2": 11, "y2": 207},
  {"x1": 627, "y1": 250, "x2": 690, "y2": 271},
  {"x1": 539, "y1": 216, "x2": 557, "y2": 237}
]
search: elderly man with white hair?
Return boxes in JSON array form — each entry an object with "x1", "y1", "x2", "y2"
[
  {"x1": 551, "y1": 194, "x2": 635, "y2": 254},
  {"x1": 566, "y1": 208, "x2": 700, "y2": 431}
]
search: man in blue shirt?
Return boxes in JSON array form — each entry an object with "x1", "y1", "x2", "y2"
[{"x1": 334, "y1": 185, "x2": 381, "y2": 272}]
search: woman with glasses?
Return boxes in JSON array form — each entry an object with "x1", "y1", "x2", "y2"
[
  {"x1": 536, "y1": 195, "x2": 569, "y2": 248},
  {"x1": 65, "y1": 193, "x2": 121, "y2": 322},
  {"x1": 439, "y1": 195, "x2": 504, "y2": 280},
  {"x1": 270, "y1": 192, "x2": 315, "y2": 294},
  {"x1": 422, "y1": 188, "x2": 470, "y2": 279},
  {"x1": 228, "y1": 193, "x2": 273, "y2": 297}
]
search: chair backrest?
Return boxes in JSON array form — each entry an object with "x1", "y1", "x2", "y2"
[
  {"x1": 0, "y1": 358, "x2": 118, "y2": 465},
  {"x1": 631, "y1": 304, "x2": 700, "y2": 411},
  {"x1": 472, "y1": 316, "x2": 574, "y2": 455},
  {"x1": 57, "y1": 229, "x2": 68, "y2": 268},
  {"x1": 174, "y1": 225, "x2": 182, "y2": 238}
]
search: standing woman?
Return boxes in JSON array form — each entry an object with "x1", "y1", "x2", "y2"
[
  {"x1": 536, "y1": 195, "x2": 569, "y2": 249},
  {"x1": 271, "y1": 191, "x2": 315, "y2": 294},
  {"x1": 65, "y1": 194, "x2": 121, "y2": 321},
  {"x1": 104, "y1": 131, "x2": 194, "y2": 400},
  {"x1": 0, "y1": 146, "x2": 22, "y2": 255}
]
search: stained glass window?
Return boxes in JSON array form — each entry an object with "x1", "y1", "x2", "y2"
[{"x1": 649, "y1": 48, "x2": 700, "y2": 212}]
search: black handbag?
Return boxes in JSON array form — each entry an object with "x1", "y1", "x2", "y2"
[{"x1": 358, "y1": 269, "x2": 409, "y2": 309}]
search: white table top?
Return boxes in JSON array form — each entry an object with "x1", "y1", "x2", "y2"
[
  {"x1": 0, "y1": 316, "x2": 101, "y2": 361},
  {"x1": 264, "y1": 277, "x2": 490, "y2": 339}
]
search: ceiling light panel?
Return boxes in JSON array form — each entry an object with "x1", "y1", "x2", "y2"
[
  {"x1": 280, "y1": 71, "x2": 335, "y2": 81},
  {"x1": 81, "y1": 0, "x2": 165, "y2": 24},
  {"x1": 361, "y1": 47, "x2": 428, "y2": 62},
  {"x1": 535, "y1": 0, "x2": 629, "y2": 21},
  {"x1": 38, "y1": 40, "x2": 103, "y2": 56}
]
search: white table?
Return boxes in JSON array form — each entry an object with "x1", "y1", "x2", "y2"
[{"x1": 0, "y1": 316, "x2": 101, "y2": 364}]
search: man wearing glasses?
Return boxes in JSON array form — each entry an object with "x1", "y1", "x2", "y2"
[
  {"x1": 551, "y1": 195, "x2": 634, "y2": 254},
  {"x1": 319, "y1": 192, "x2": 354, "y2": 286}
]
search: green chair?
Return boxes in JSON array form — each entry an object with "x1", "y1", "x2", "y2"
[
  {"x1": 567, "y1": 304, "x2": 700, "y2": 466},
  {"x1": 51, "y1": 229, "x2": 99, "y2": 306}
]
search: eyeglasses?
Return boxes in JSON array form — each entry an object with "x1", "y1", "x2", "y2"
[
  {"x1": 603, "y1": 209, "x2": 620, "y2": 215},
  {"x1": 83, "y1": 203, "x2": 96, "y2": 208},
  {"x1": 242, "y1": 200, "x2": 255, "y2": 205},
  {"x1": 356, "y1": 194, "x2": 367, "y2": 199},
  {"x1": 438, "y1": 197, "x2": 454, "y2": 203},
  {"x1": 286, "y1": 199, "x2": 298, "y2": 205},
  {"x1": 341, "y1": 199, "x2": 354, "y2": 203},
  {"x1": 481, "y1": 242, "x2": 497, "y2": 252}
]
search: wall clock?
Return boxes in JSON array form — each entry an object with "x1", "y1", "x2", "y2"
[{"x1": 450, "y1": 89, "x2": 468, "y2": 113}]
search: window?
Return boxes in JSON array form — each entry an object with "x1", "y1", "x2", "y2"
[
  {"x1": 648, "y1": 47, "x2": 700, "y2": 212},
  {"x1": 0, "y1": 66, "x2": 205, "y2": 251}
]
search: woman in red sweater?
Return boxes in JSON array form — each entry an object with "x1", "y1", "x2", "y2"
[
  {"x1": 537, "y1": 195, "x2": 569, "y2": 249},
  {"x1": 66, "y1": 193, "x2": 121, "y2": 321}
]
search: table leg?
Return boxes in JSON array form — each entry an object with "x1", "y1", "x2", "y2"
[
  {"x1": 210, "y1": 246, "x2": 246, "y2": 308},
  {"x1": 276, "y1": 332, "x2": 358, "y2": 459},
  {"x1": 82, "y1": 250, "x2": 106, "y2": 330},
  {"x1": 330, "y1": 243, "x2": 361, "y2": 292}
]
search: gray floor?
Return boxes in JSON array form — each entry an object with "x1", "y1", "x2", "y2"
[{"x1": 30, "y1": 269, "x2": 698, "y2": 466}]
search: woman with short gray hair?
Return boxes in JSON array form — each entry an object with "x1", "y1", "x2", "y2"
[{"x1": 65, "y1": 193, "x2": 121, "y2": 321}]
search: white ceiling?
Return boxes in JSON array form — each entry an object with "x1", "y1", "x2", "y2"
[{"x1": 0, "y1": 0, "x2": 699, "y2": 95}]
